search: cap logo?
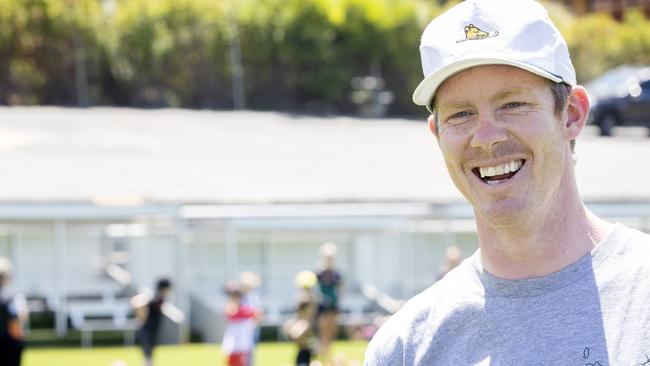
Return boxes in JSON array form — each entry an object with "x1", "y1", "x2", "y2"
[{"x1": 456, "y1": 24, "x2": 499, "y2": 43}]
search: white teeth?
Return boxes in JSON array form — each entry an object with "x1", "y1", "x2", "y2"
[{"x1": 478, "y1": 160, "x2": 523, "y2": 179}]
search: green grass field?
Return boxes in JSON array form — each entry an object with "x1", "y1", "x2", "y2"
[{"x1": 22, "y1": 341, "x2": 368, "y2": 366}]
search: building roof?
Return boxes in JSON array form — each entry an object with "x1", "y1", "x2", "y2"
[{"x1": 0, "y1": 107, "x2": 648, "y2": 205}]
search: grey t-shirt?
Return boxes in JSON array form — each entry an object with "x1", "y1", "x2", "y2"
[{"x1": 365, "y1": 223, "x2": 650, "y2": 365}]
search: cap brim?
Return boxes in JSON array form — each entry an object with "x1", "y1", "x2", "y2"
[{"x1": 412, "y1": 58, "x2": 564, "y2": 108}]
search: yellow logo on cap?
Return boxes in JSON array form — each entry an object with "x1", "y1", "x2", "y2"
[{"x1": 457, "y1": 24, "x2": 499, "y2": 43}]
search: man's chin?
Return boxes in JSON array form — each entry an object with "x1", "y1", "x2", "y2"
[{"x1": 475, "y1": 202, "x2": 528, "y2": 227}]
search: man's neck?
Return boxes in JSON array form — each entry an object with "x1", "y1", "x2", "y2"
[{"x1": 476, "y1": 200, "x2": 612, "y2": 280}]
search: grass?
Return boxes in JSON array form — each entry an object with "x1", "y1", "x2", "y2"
[{"x1": 22, "y1": 341, "x2": 369, "y2": 366}]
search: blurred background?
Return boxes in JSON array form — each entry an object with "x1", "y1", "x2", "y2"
[
  {"x1": 1, "y1": 0, "x2": 650, "y2": 365},
  {"x1": 1, "y1": 0, "x2": 650, "y2": 115}
]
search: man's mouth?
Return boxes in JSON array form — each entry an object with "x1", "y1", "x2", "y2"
[{"x1": 472, "y1": 159, "x2": 525, "y2": 185}]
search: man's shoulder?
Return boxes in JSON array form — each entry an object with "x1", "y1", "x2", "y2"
[
  {"x1": 615, "y1": 222, "x2": 650, "y2": 240},
  {"x1": 626, "y1": 224, "x2": 650, "y2": 244},
  {"x1": 364, "y1": 258, "x2": 484, "y2": 365},
  {"x1": 610, "y1": 223, "x2": 650, "y2": 261}
]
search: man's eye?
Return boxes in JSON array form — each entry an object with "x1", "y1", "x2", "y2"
[
  {"x1": 447, "y1": 111, "x2": 472, "y2": 122},
  {"x1": 502, "y1": 101, "x2": 525, "y2": 109}
]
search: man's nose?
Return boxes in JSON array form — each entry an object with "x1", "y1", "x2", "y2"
[{"x1": 470, "y1": 115, "x2": 508, "y2": 150}]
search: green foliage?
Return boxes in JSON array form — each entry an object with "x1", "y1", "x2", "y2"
[
  {"x1": 2, "y1": 0, "x2": 650, "y2": 115},
  {"x1": 0, "y1": 0, "x2": 439, "y2": 114},
  {"x1": 107, "y1": 0, "x2": 229, "y2": 107},
  {"x1": 236, "y1": 0, "x2": 347, "y2": 110},
  {"x1": 234, "y1": 0, "x2": 438, "y2": 114},
  {"x1": 564, "y1": 9, "x2": 650, "y2": 83},
  {"x1": 0, "y1": 0, "x2": 105, "y2": 105}
]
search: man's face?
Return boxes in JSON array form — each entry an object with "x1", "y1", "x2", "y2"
[
  {"x1": 433, "y1": 65, "x2": 573, "y2": 227},
  {"x1": 323, "y1": 255, "x2": 335, "y2": 269},
  {"x1": 159, "y1": 287, "x2": 171, "y2": 300}
]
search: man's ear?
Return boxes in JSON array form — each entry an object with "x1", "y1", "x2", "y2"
[
  {"x1": 427, "y1": 114, "x2": 438, "y2": 137},
  {"x1": 565, "y1": 85, "x2": 590, "y2": 141}
]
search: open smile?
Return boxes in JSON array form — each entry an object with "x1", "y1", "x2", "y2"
[{"x1": 471, "y1": 159, "x2": 526, "y2": 185}]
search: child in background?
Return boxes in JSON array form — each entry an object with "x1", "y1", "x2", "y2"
[
  {"x1": 238, "y1": 271, "x2": 263, "y2": 366},
  {"x1": 132, "y1": 279, "x2": 168, "y2": 366},
  {"x1": 222, "y1": 285, "x2": 258, "y2": 366},
  {"x1": 283, "y1": 270, "x2": 318, "y2": 366},
  {"x1": 283, "y1": 299, "x2": 316, "y2": 366}
]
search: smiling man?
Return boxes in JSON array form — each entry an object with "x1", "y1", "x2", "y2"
[{"x1": 364, "y1": 1, "x2": 650, "y2": 365}]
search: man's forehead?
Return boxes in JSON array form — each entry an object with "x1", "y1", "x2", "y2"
[
  {"x1": 438, "y1": 86, "x2": 531, "y2": 106},
  {"x1": 435, "y1": 66, "x2": 549, "y2": 106}
]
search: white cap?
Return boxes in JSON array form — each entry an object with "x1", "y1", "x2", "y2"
[
  {"x1": 319, "y1": 242, "x2": 338, "y2": 257},
  {"x1": 413, "y1": 0, "x2": 576, "y2": 108},
  {"x1": 239, "y1": 271, "x2": 262, "y2": 289}
]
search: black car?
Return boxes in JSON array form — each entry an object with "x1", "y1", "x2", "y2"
[{"x1": 585, "y1": 65, "x2": 650, "y2": 136}]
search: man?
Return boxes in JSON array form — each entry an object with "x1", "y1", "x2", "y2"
[
  {"x1": 365, "y1": 1, "x2": 650, "y2": 365},
  {"x1": 132, "y1": 278, "x2": 181, "y2": 366},
  {"x1": 0, "y1": 257, "x2": 28, "y2": 366}
]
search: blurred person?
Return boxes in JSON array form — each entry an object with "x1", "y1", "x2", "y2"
[
  {"x1": 131, "y1": 278, "x2": 175, "y2": 366},
  {"x1": 222, "y1": 284, "x2": 259, "y2": 366},
  {"x1": 238, "y1": 271, "x2": 263, "y2": 366},
  {"x1": 239, "y1": 271, "x2": 262, "y2": 311},
  {"x1": 365, "y1": 0, "x2": 650, "y2": 364},
  {"x1": 282, "y1": 297, "x2": 316, "y2": 366},
  {"x1": 436, "y1": 246, "x2": 462, "y2": 280},
  {"x1": 282, "y1": 270, "x2": 318, "y2": 366},
  {"x1": 316, "y1": 242, "x2": 343, "y2": 366},
  {"x1": 0, "y1": 257, "x2": 28, "y2": 366}
]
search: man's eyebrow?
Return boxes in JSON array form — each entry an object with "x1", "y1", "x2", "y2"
[
  {"x1": 438, "y1": 87, "x2": 535, "y2": 111},
  {"x1": 438, "y1": 100, "x2": 473, "y2": 112},
  {"x1": 489, "y1": 88, "x2": 530, "y2": 103}
]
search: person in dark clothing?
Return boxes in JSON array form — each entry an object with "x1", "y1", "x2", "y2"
[
  {"x1": 316, "y1": 242, "x2": 343, "y2": 366},
  {"x1": 132, "y1": 278, "x2": 172, "y2": 366},
  {"x1": 0, "y1": 258, "x2": 27, "y2": 366}
]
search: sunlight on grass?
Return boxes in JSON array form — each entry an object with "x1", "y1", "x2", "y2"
[{"x1": 23, "y1": 341, "x2": 368, "y2": 366}]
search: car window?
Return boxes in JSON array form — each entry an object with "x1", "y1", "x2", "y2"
[
  {"x1": 586, "y1": 68, "x2": 640, "y2": 97},
  {"x1": 641, "y1": 81, "x2": 650, "y2": 97}
]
